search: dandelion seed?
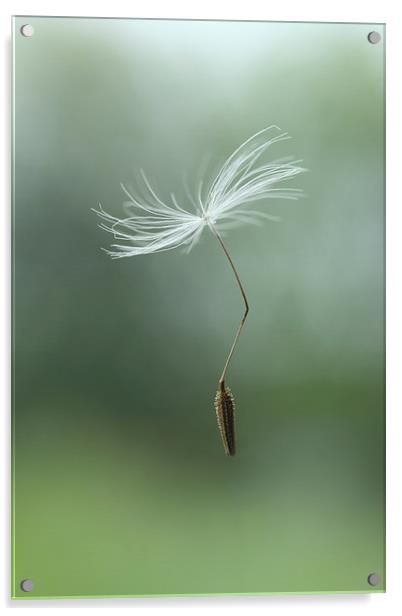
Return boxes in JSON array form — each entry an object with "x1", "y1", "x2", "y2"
[
  {"x1": 214, "y1": 383, "x2": 236, "y2": 457},
  {"x1": 92, "y1": 125, "x2": 307, "y2": 456}
]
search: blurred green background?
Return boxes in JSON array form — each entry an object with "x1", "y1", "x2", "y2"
[{"x1": 12, "y1": 17, "x2": 385, "y2": 598}]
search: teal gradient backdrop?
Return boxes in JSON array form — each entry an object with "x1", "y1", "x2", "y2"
[{"x1": 12, "y1": 17, "x2": 385, "y2": 598}]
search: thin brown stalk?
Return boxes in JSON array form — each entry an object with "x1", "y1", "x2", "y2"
[{"x1": 210, "y1": 226, "x2": 249, "y2": 387}]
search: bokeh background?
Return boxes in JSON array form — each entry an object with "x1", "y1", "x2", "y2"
[{"x1": 12, "y1": 17, "x2": 385, "y2": 598}]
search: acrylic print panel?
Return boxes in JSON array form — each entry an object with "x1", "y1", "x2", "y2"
[{"x1": 12, "y1": 17, "x2": 385, "y2": 599}]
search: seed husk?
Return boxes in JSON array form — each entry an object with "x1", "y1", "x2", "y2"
[{"x1": 214, "y1": 382, "x2": 236, "y2": 456}]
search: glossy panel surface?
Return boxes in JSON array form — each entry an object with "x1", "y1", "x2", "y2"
[{"x1": 12, "y1": 17, "x2": 385, "y2": 598}]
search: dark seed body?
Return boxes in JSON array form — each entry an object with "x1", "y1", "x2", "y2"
[{"x1": 214, "y1": 384, "x2": 236, "y2": 456}]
